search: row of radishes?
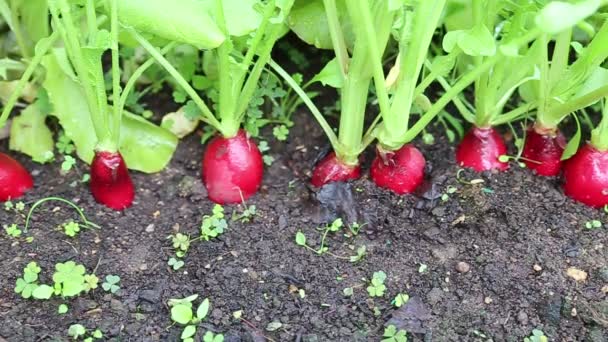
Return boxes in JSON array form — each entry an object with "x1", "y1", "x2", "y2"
[{"x1": 1, "y1": 0, "x2": 608, "y2": 210}]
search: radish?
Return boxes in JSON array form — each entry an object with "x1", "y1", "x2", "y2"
[
  {"x1": 311, "y1": 152, "x2": 361, "y2": 188},
  {"x1": 370, "y1": 144, "x2": 425, "y2": 194},
  {"x1": 562, "y1": 144, "x2": 608, "y2": 207},
  {"x1": 456, "y1": 127, "x2": 509, "y2": 171},
  {"x1": 562, "y1": 97, "x2": 608, "y2": 208},
  {"x1": 202, "y1": 130, "x2": 263, "y2": 204},
  {"x1": 90, "y1": 151, "x2": 134, "y2": 210},
  {"x1": 132, "y1": 1, "x2": 293, "y2": 203},
  {"x1": 0, "y1": 152, "x2": 33, "y2": 201},
  {"x1": 521, "y1": 126, "x2": 565, "y2": 176}
]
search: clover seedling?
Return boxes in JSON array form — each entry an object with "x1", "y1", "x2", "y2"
[
  {"x1": 63, "y1": 221, "x2": 80, "y2": 237},
  {"x1": 349, "y1": 246, "x2": 366, "y2": 263},
  {"x1": 168, "y1": 295, "x2": 212, "y2": 342},
  {"x1": 367, "y1": 271, "x2": 387, "y2": 297},
  {"x1": 102, "y1": 275, "x2": 120, "y2": 294},
  {"x1": 201, "y1": 204, "x2": 227, "y2": 240},
  {"x1": 169, "y1": 233, "x2": 191, "y2": 257},
  {"x1": 524, "y1": 329, "x2": 548, "y2": 342},
  {"x1": 15, "y1": 262, "x2": 41, "y2": 299},
  {"x1": 15, "y1": 201, "x2": 25, "y2": 211},
  {"x1": 4, "y1": 201, "x2": 13, "y2": 211},
  {"x1": 4, "y1": 223, "x2": 22, "y2": 238},
  {"x1": 61, "y1": 155, "x2": 76, "y2": 172},
  {"x1": 382, "y1": 325, "x2": 407, "y2": 342},
  {"x1": 168, "y1": 257, "x2": 185, "y2": 271},
  {"x1": 392, "y1": 293, "x2": 410, "y2": 308}
]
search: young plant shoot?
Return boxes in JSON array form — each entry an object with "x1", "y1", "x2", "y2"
[
  {"x1": 48, "y1": 0, "x2": 133, "y2": 209},
  {"x1": 563, "y1": 97, "x2": 608, "y2": 207},
  {"x1": 441, "y1": 0, "x2": 542, "y2": 172},
  {"x1": 123, "y1": 0, "x2": 292, "y2": 203},
  {"x1": 275, "y1": 0, "x2": 395, "y2": 187},
  {"x1": 520, "y1": 5, "x2": 608, "y2": 176}
]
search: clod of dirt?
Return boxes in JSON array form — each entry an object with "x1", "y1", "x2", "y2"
[
  {"x1": 313, "y1": 182, "x2": 362, "y2": 225},
  {"x1": 455, "y1": 261, "x2": 471, "y2": 273},
  {"x1": 386, "y1": 296, "x2": 432, "y2": 334},
  {"x1": 566, "y1": 267, "x2": 588, "y2": 282},
  {"x1": 177, "y1": 175, "x2": 208, "y2": 199}
]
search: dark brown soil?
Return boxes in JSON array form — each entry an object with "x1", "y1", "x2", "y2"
[{"x1": 1, "y1": 98, "x2": 608, "y2": 341}]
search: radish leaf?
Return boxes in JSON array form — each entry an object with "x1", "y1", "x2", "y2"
[{"x1": 561, "y1": 114, "x2": 581, "y2": 161}]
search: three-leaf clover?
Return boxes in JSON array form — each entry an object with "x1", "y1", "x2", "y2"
[
  {"x1": 382, "y1": 325, "x2": 407, "y2": 342},
  {"x1": 68, "y1": 324, "x2": 86, "y2": 339},
  {"x1": 393, "y1": 293, "x2": 410, "y2": 308},
  {"x1": 53, "y1": 261, "x2": 86, "y2": 297},
  {"x1": 63, "y1": 221, "x2": 80, "y2": 237},
  {"x1": 367, "y1": 271, "x2": 387, "y2": 297},
  {"x1": 15, "y1": 262, "x2": 41, "y2": 298},
  {"x1": 102, "y1": 275, "x2": 120, "y2": 293}
]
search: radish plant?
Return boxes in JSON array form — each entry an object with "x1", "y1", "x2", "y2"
[
  {"x1": 519, "y1": 2, "x2": 608, "y2": 176},
  {"x1": 442, "y1": 0, "x2": 542, "y2": 172},
  {"x1": 272, "y1": 0, "x2": 395, "y2": 187},
  {"x1": 122, "y1": 0, "x2": 293, "y2": 204},
  {"x1": 352, "y1": 0, "x2": 538, "y2": 193}
]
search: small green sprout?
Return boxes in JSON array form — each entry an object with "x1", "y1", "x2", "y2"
[
  {"x1": 170, "y1": 233, "x2": 191, "y2": 256},
  {"x1": 61, "y1": 155, "x2": 76, "y2": 172},
  {"x1": 524, "y1": 329, "x2": 548, "y2": 342},
  {"x1": 168, "y1": 295, "x2": 219, "y2": 342},
  {"x1": 382, "y1": 325, "x2": 407, "y2": 342},
  {"x1": 418, "y1": 263, "x2": 428, "y2": 273},
  {"x1": 58, "y1": 304, "x2": 69, "y2": 314},
  {"x1": 4, "y1": 223, "x2": 22, "y2": 238},
  {"x1": 102, "y1": 275, "x2": 120, "y2": 293},
  {"x1": 367, "y1": 271, "x2": 387, "y2": 297},
  {"x1": 84, "y1": 274, "x2": 99, "y2": 292},
  {"x1": 201, "y1": 204, "x2": 227, "y2": 240},
  {"x1": 4, "y1": 201, "x2": 13, "y2": 210},
  {"x1": 15, "y1": 201, "x2": 25, "y2": 211},
  {"x1": 585, "y1": 220, "x2": 602, "y2": 229},
  {"x1": 168, "y1": 257, "x2": 185, "y2": 270},
  {"x1": 203, "y1": 331, "x2": 224, "y2": 342},
  {"x1": 392, "y1": 293, "x2": 410, "y2": 308},
  {"x1": 349, "y1": 246, "x2": 366, "y2": 263},
  {"x1": 15, "y1": 262, "x2": 41, "y2": 299},
  {"x1": 68, "y1": 324, "x2": 86, "y2": 340},
  {"x1": 63, "y1": 221, "x2": 80, "y2": 237},
  {"x1": 273, "y1": 125, "x2": 289, "y2": 141},
  {"x1": 56, "y1": 132, "x2": 75, "y2": 155},
  {"x1": 233, "y1": 205, "x2": 257, "y2": 223}
]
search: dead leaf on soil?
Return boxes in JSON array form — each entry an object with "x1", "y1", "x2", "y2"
[{"x1": 566, "y1": 267, "x2": 588, "y2": 282}]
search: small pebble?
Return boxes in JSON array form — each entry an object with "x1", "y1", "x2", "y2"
[
  {"x1": 145, "y1": 224, "x2": 155, "y2": 232},
  {"x1": 571, "y1": 308, "x2": 577, "y2": 317},
  {"x1": 566, "y1": 267, "x2": 588, "y2": 282},
  {"x1": 484, "y1": 297, "x2": 493, "y2": 304},
  {"x1": 455, "y1": 262, "x2": 471, "y2": 273},
  {"x1": 533, "y1": 264, "x2": 542, "y2": 272}
]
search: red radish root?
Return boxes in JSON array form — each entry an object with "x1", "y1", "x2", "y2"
[
  {"x1": 202, "y1": 129, "x2": 263, "y2": 204},
  {"x1": 90, "y1": 151, "x2": 134, "y2": 210},
  {"x1": 456, "y1": 126, "x2": 509, "y2": 171},
  {"x1": 522, "y1": 125, "x2": 566, "y2": 176},
  {"x1": 311, "y1": 152, "x2": 361, "y2": 187},
  {"x1": 370, "y1": 144, "x2": 425, "y2": 194},
  {"x1": 0, "y1": 152, "x2": 33, "y2": 201},
  {"x1": 562, "y1": 143, "x2": 608, "y2": 207}
]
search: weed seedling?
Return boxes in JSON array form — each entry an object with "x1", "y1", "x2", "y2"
[
  {"x1": 524, "y1": 329, "x2": 548, "y2": 342},
  {"x1": 67, "y1": 324, "x2": 103, "y2": 342},
  {"x1": 296, "y1": 218, "x2": 367, "y2": 262},
  {"x1": 15, "y1": 262, "x2": 41, "y2": 299},
  {"x1": 200, "y1": 204, "x2": 227, "y2": 240},
  {"x1": 168, "y1": 294, "x2": 221, "y2": 342},
  {"x1": 392, "y1": 293, "x2": 410, "y2": 308},
  {"x1": 418, "y1": 263, "x2": 428, "y2": 273},
  {"x1": 102, "y1": 275, "x2": 120, "y2": 294},
  {"x1": 233, "y1": 204, "x2": 257, "y2": 223},
  {"x1": 367, "y1": 271, "x2": 387, "y2": 297},
  {"x1": 203, "y1": 331, "x2": 224, "y2": 342},
  {"x1": 585, "y1": 220, "x2": 602, "y2": 230},
  {"x1": 4, "y1": 201, "x2": 13, "y2": 211},
  {"x1": 4, "y1": 224, "x2": 22, "y2": 238},
  {"x1": 168, "y1": 257, "x2": 185, "y2": 271},
  {"x1": 63, "y1": 221, "x2": 80, "y2": 237},
  {"x1": 382, "y1": 325, "x2": 407, "y2": 342},
  {"x1": 58, "y1": 304, "x2": 68, "y2": 314},
  {"x1": 169, "y1": 233, "x2": 191, "y2": 258}
]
